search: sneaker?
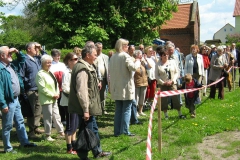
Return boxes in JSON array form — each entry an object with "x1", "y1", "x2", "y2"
[
  {"x1": 67, "y1": 149, "x2": 77, "y2": 155},
  {"x1": 104, "y1": 111, "x2": 109, "y2": 115},
  {"x1": 191, "y1": 114, "x2": 196, "y2": 118},
  {"x1": 35, "y1": 128, "x2": 44, "y2": 134},
  {"x1": 46, "y1": 136, "x2": 55, "y2": 142},
  {"x1": 4, "y1": 150, "x2": 17, "y2": 154},
  {"x1": 179, "y1": 115, "x2": 186, "y2": 119},
  {"x1": 136, "y1": 112, "x2": 140, "y2": 117},
  {"x1": 139, "y1": 112, "x2": 146, "y2": 116}
]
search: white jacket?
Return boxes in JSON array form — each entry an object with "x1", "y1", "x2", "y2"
[{"x1": 184, "y1": 53, "x2": 204, "y2": 76}]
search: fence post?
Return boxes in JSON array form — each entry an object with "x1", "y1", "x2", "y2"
[{"x1": 157, "y1": 89, "x2": 162, "y2": 153}]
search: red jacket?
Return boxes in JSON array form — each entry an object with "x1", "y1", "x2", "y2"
[{"x1": 202, "y1": 54, "x2": 210, "y2": 69}]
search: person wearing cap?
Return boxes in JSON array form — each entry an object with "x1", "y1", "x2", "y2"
[{"x1": 208, "y1": 44, "x2": 217, "y2": 61}]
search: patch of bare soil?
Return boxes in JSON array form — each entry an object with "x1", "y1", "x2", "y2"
[{"x1": 196, "y1": 131, "x2": 240, "y2": 160}]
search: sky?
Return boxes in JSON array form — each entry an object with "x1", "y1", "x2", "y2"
[{"x1": 0, "y1": 0, "x2": 237, "y2": 43}]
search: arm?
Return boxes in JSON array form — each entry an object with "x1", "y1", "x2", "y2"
[
  {"x1": 76, "y1": 70, "x2": 89, "y2": 113},
  {"x1": 155, "y1": 63, "x2": 165, "y2": 85},
  {"x1": 0, "y1": 75, "x2": 8, "y2": 111},
  {"x1": 61, "y1": 71, "x2": 71, "y2": 94},
  {"x1": 126, "y1": 54, "x2": 140, "y2": 71}
]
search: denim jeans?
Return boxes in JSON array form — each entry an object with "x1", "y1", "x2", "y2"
[
  {"x1": 130, "y1": 99, "x2": 139, "y2": 124},
  {"x1": 114, "y1": 100, "x2": 132, "y2": 136},
  {"x1": 2, "y1": 97, "x2": 29, "y2": 152},
  {"x1": 77, "y1": 116, "x2": 102, "y2": 159}
]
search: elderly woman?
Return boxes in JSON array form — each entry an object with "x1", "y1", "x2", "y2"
[
  {"x1": 199, "y1": 45, "x2": 210, "y2": 96},
  {"x1": 184, "y1": 45, "x2": 204, "y2": 104},
  {"x1": 134, "y1": 50, "x2": 148, "y2": 116},
  {"x1": 155, "y1": 48, "x2": 185, "y2": 119},
  {"x1": 209, "y1": 46, "x2": 228, "y2": 99},
  {"x1": 60, "y1": 52, "x2": 79, "y2": 154},
  {"x1": 35, "y1": 55, "x2": 64, "y2": 141},
  {"x1": 109, "y1": 38, "x2": 140, "y2": 136}
]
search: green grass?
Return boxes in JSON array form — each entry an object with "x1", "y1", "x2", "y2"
[{"x1": 1, "y1": 84, "x2": 240, "y2": 160}]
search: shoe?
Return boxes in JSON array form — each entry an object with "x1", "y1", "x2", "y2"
[
  {"x1": 23, "y1": 143, "x2": 37, "y2": 147},
  {"x1": 95, "y1": 151, "x2": 111, "y2": 158},
  {"x1": 179, "y1": 115, "x2": 186, "y2": 119},
  {"x1": 35, "y1": 128, "x2": 44, "y2": 134},
  {"x1": 190, "y1": 114, "x2": 196, "y2": 118},
  {"x1": 28, "y1": 131, "x2": 38, "y2": 139},
  {"x1": 4, "y1": 150, "x2": 17, "y2": 154},
  {"x1": 46, "y1": 136, "x2": 55, "y2": 141},
  {"x1": 104, "y1": 111, "x2": 109, "y2": 115},
  {"x1": 137, "y1": 112, "x2": 140, "y2": 117},
  {"x1": 67, "y1": 149, "x2": 77, "y2": 155},
  {"x1": 126, "y1": 133, "x2": 135, "y2": 136},
  {"x1": 139, "y1": 112, "x2": 146, "y2": 116}
]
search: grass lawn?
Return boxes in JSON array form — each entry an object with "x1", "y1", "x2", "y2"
[{"x1": 1, "y1": 82, "x2": 240, "y2": 160}]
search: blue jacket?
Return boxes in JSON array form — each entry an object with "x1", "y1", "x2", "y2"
[
  {"x1": 0, "y1": 52, "x2": 25, "y2": 109},
  {"x1": 20, "y1": 53, "x2": 42, "y2": 91}
]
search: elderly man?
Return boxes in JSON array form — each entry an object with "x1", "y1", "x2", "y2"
[
  {"x1": 0, "y1": 46, "x2": 37, "y2": 153},
  {"x1": 68, "y1": 45, "x2": 111, "y2": 160},
  {"x1": 230, "y1": 43, "x2": 240, "y2": 86},
  {"x1": 95, "y1": 42, "x2": 109, "y2": 114},
  {"x1": 21, "y1": 42, "x2": 45, "y2": 138}
]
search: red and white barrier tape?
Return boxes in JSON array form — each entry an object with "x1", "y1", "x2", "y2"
[
  {"x1": 146, "y1": 91, "x2": 160, "y2": 160},
  {"x1": 145, "y1": 66, "x2": 233, "y2": 159}
]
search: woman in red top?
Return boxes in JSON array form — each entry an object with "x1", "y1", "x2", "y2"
[{"x1": 199, "y1": 45, "x2": 210, "y2": 96}]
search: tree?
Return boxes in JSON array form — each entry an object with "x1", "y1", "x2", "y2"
[{"x1": 27, "y1": 0, "x2": 178, "y2": 48}]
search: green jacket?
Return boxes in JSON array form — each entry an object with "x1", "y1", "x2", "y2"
[
  {"x1": 68, "y1": 59, "x2": 102, "y2": 116},
  {"x1": 0, "y1": 52, "x2": 25, "y2": 110}
]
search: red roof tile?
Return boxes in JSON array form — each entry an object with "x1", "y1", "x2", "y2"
[
  {"x1": 233, "y1": 0, "x2": 240, "y2": 17},
  {"x1": 161, "y1": 3, "x2": 192, "y2": 29}
]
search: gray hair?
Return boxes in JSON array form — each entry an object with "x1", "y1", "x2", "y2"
[
  {"x1": 85, "y1": 41, "x2": 95, "y2": 48},
  {"x1": 25, "y1": 42, "x2": 35, "y2": 51},
  {"x1": 95, "y1": 42, "x2": 102, "y2": 47},
  {"x1": 115, "y1": 38, "x2": 129, "y2": 53},
  {"x1": 41, "y1": 54, "x2": 53, "y2": 65},
  {"x1": 165, "y1": 43, "x2": 175, "y2": 49},
  {"x1": 134, "y1": 50, "x2": 142, "y2": 57},
  {"x1": 217, "y1": 46, "x2": 224, "y2": 52},
  {"x1": 0, "y1": 46, "x2": 8, "y2": 56},
  {"x1": 82, "y1": 45, "x2": 96, "y2": 59}
]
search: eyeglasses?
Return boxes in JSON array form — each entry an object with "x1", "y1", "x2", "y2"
[
  {"x1": 139, "y1": 48, "x2": 144, "y2": 50},
  {"x1": 162, "y1": 54, "x2": 168, "y2": 57},
  {"x1": 71, "y1": 58, "x2": 78, "y2": 61}
]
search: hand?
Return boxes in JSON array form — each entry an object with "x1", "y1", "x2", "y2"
[
  {"x1": 98, "y1": 81, "x2": 102, "y2": 90},
  {"x1": 9, "y1": 48, "x2": 19, "y2": 54},
  {"x1": 53, "y1": 95, "x2": 59, "y2": 100},
  {"x1": 2, "y1": 107, "x2": 9, "y2": 113},
  {"x1": 83, "y1": 112, "x2": 90, "y2": 121}
]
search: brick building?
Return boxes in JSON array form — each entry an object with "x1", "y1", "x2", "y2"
[{"x1": 160, "y1": 1, "x2": 200, "y2": 56}]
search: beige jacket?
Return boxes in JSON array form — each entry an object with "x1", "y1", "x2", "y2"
[{"x1": 109, "y1": 52, "x2": 140, "y2": 100}]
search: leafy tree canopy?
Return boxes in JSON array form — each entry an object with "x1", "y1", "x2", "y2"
[{"x1": 28, "y1": 0, "x2": 178, "y2": 48}]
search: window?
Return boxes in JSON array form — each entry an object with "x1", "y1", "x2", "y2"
[
  {"x1": 224, "y1": 28, "x2": 226, "y2": 32},
  {"x1": 230, "y1": 28, "x2": 232, "y2": 31}
]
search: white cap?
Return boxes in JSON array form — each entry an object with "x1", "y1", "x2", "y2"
[
  {"x1": 222, "y1": 45, "x2": 226, "y2": 49},
  {"x1": 210, "y1": 44, "x2": 216, "y2": 48}
]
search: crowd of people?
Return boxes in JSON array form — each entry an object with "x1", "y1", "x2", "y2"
[{"x1": 0, "y1": 39, "x2": 239, "y2": 160}]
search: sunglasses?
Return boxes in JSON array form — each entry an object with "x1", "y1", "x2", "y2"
[
  {"x1": 139, "y1": 48, "x2": 144, "y2": 50},
  {"x1": 71, "y1": 58, "x2": 78, "y2": 61}
]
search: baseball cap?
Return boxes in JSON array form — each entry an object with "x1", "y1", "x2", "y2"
[{"x1": 210, "y1": 44, "x2": 216, "y2": 48}]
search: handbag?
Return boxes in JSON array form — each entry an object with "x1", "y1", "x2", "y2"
[
  {"x1": 74, "y1": 120, "x2": 100, "y2": 151},
  {"x1": 19, "y1": 93, "x2": 33, "y2": 117}
]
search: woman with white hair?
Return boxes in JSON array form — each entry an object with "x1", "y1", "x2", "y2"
[
  {"x1": 209, "y1": 46, "x2": 228, "y2": 99},
  {"x1": 109, "y1": 38, "x2": 140, "y2": 136},
  {"x1": 35, "y1": 54, "x2": 65, "y2": 141}
]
